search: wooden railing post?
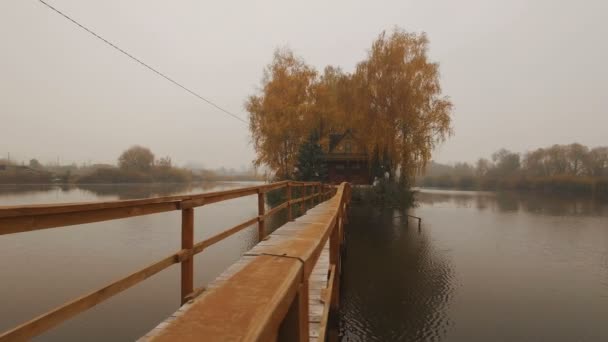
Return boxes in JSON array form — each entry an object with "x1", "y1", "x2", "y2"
[
  {"x1": 300, "y1": 187, "x2": 306, "y2": 216},
  {"x1": 318, "y1": 184, "x2": 322, "y2": 202},
  {"x1": 257, "y1": 190, "x2": 265, "y2": 241},
  {"x1": 278, "y1": 282, "x2": 309, "y2": 341},
  {"x1": 181, "y1": 208, "x2": 194, "y2": 305},
  {"x1": 307, "y1": 185, "x2": 313, "y2": 209},
  {"x1": 287, "y1": 183, "x2": 293, "y2": 221}
]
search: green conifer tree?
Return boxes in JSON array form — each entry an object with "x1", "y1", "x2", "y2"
[{"x1": 295, "y1": 133, "x2": 327, "y2": 181}]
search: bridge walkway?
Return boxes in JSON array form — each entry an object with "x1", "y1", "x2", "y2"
[{"x1": 141, "y1": 201, "x2": 339, "y2": 341}]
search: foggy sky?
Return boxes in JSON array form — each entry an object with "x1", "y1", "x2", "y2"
[{"x1": 2, "y1": 0, "x2": 607, "y2": 169}]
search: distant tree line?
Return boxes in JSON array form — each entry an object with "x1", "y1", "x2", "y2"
[
  {"x1": 0, "y1": 146, "x2": 263, "y2": 184},
  {"x1": 420, "y1": 143, "x2": 608, "y2": 197},
  {"x1": 66, "y1": 146, "x2": 194, "y2": 184},
  {"x1": 0, "y1": 158, "x2": 53, "y2": 184}
]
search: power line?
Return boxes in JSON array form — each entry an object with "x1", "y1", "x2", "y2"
[{"x1": 37, "y1": 0, "x2": 249, "y2": 125}]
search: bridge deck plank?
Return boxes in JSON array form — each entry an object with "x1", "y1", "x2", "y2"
[{"x1": 139, "y1": 204, "x2": 333, "y2": 341}]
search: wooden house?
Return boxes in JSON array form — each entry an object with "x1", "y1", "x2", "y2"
[{"x1": 324, "y1": 130, "x2": 371, "y2": 185}]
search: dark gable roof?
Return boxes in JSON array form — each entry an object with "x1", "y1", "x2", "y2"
[{"x1": 328, "y1": 129, "x2": 360, "y2": 152}]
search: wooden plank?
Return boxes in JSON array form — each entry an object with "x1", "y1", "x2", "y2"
[
  {"x1": 0, "y1": 196, "x2": 185, "y2": 218},
  {"x1": 0, "y1": 181, "x2": 290, "y2": 220},
  {"x1": 289, "y1": 194, "x2": 316, "y2": 206},
  {"x1": 0, "y1": 180, "x2": 326, "y2": 341},
  {"x1": 308, "y1": 241, "x2": 330, "y2": 334},
  {"x1": 261, "y1": 181, "x2": 289, "y2": 192},
  {"x1": 183, "y1": 286, "x2": 206, "y2": 302},
  {"x1": 317, "y1": 265, "x2": 335, "y2": 341},
  {"x1": 191, "y1": 217, "x2": 259, "y2": 255},
  {"x1": 144, "y1": 184, "x2": 347, "y2": 342},
  {"x1": 264, "y1": 201, "x2": 288, "y2": 219},
  {"x1": 151, "y1": 255, "x2": 302, "y2": 342},
  {"x1": 0, "y1": 180, "x2": 289, "y2": 218},
  {"x1": 278, "y1": 282, "x2": 309, "y2": 341},
  {"x1": 0, "y1": 202, "x2": 178, "y2": 236},
  {"x1": 181, "y1": 188, "x2": 258, "y2": 209}
]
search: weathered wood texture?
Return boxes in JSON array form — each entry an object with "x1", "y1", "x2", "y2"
[
  {"x1": 141, "y1": 183, "x2": 351, "y2": 342},
  {"x1": 0, "y1": 181, "x2": 330, "y2": 342},
  {"x1": 181, "y1": 208, "x2": 194, "y2": 305}
]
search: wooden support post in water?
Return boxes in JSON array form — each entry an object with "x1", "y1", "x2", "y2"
[
  {"x1": 181, "y1": 208, "x2": 194, "y2": 305},
  {"x1": 257, "y1": 190, "x2": 265, "y2": 241},
  {"x1": 287, "y1": 183, "x2": 293, "y2": 221},
  {"x1": 278, "y1": 282, "x2": 309, "y2": 342},
  {"x1": 329, "y1": 213, "x2": 341, "y2": 312}
]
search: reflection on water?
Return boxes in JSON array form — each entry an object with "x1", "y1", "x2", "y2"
[
  {"x1": 416, "y1": 189, "x2": 608, "y2": 216},
  {"x1": 340, "y1": 206, "x2": 453, "y2": 341},
  {"x1": 0, "y1": 182, "x2": 289, "y2": 341},
  {"x1": 0, "y1": 182, "x2": 259, "y2": 202},
  {"x1": 341, "y1": 189, "x2": 608, "y2": 341}
]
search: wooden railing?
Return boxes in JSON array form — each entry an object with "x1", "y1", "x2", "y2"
[
  {"x1": 149, "y1": 182, "x2": 352, "y2": 341},
  {"x1": 0, "y1": 181, "x2": 336, "y2": 341}
]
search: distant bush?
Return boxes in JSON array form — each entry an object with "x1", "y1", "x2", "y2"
[
  {"x1": 76, "y1": 168, "x2": 152, "y2": 183},
  {"x1": 76, "y1": 166, "x2": 194, "y2": 184},
  {"x1": 352, "y1": 179, "x2": 415, "y2": 207},
  {"x1": 458, "y1": 175, "x2": 475, "y2": 189},
  {"x1": 150, "y1": 167, "x2": 193, "y2": 183},
  {"x1": 0, "y1": 168, "x2": 52, "y2": 184}
]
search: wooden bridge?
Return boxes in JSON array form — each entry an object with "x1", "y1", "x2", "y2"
[{"x1": 0, "y1": 181, "x2": 351, "y2": 341}]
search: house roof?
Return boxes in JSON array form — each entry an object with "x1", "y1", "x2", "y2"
[
  {"x1": 328, "y1": 129, "x2": 367, "y2": 154},
  {"x1": 329, "y1": 129, "x2": 359, "y2": 152}
]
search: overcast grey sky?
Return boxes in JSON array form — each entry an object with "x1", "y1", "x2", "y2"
[{"x1": 1, "y1": 0, "x2": 606, "y2": 169}]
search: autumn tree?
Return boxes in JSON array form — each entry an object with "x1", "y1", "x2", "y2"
[
  {"x1": 247, "y1": 28, "x2": 453, "y2": 187},
  {"x1": 349, "y1": 29, "x2": 453, "y2": 187},
  {"x1": 118, "y1": 146, "x2": 155, "y2": 172},
  {"x1": 475, "y1": 158, "x2": 492, "y2": 177},
  {"x1": 311, "y1": 66, "x2": 350, "y2": 149},
  {"x1": 246, "y1": 48, "x2": 317, "y2": 179},
  {"x1": 586, "y1": 147, "x2": 608, "y2": 177},
  {"x1": 491, "y1": 149, "x2": 521, "y2": 176},
  {"x1": 566, "y1": 143, "x2": 588, "y2": 176}
]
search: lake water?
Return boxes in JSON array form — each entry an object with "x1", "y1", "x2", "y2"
[
  {"x1": 2, "y1": 185, "x2": 607, "y2": 341},
  {"x1": 340, "y1": 189, "x2": 608, "y2": 341},
  {"x1": 0, "y1": 182, "x2": 289, "y2": 341}
]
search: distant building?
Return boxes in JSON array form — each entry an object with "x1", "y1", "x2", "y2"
[{"x1": 324, "y1": 130, "x2": 371, "y2": 185}]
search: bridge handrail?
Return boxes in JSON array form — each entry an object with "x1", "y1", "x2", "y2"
[
  {"x1": 0, "y1": 181, "x2": 337, "y2": 341},
  {"x1": 149, "y1": 182, "x2": 352, "y2": 341}
]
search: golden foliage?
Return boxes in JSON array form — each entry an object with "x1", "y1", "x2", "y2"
[
  {"x1": 246, "y1": 28, "x2": 453, "y2": 184},
  {"x1": 246, "y1": 49, "x2": 317, "y2": 179}
]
